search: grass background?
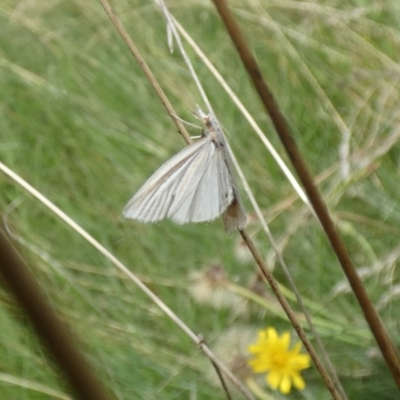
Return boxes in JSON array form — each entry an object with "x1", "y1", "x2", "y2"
[{"x1": 1, "y1": 0, "x2": 400, "y2": 399}]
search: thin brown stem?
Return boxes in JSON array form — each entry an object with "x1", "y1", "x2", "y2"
[
  {"x1": 167, "y1": 11, "x2": 346, "y2": 396},
  {"x1": 98, "y1": 0, "x2": 192, "y2": 145},
  {"x1": 239, "y1": 229, "x2": 342, "y2": 400},
  {"x1": 0, "y1": 229, "x2": 111, "y2": 400},
  {"x1": 98, "y1": 2, "x2": 255, "y2": 398},
  {"x1": 212, "y1": 0, "x2": 400, "y2": 391}
]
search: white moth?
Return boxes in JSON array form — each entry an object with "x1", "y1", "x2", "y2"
[{"x1": 123, "y1": 107, "x2": 246, "y2": 234}]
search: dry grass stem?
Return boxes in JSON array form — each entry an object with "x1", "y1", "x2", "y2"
[
  {"x1": 0, "y1": 161, "x2": 254, "y2": 400},
  {"x1": 100, "y1": 0, "x2": 346, "y2": 397},
  {"x1": 211, "y1": 0, "x2": 400, "y2": 392},
  {"x1": 239, "y1": 228, "x2": 342, "y2": 399},
  {"x1": 98, "y1": 0, "x2": 192, "y2": 145}
]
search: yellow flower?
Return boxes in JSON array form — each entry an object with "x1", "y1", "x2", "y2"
[{"x1": 248, "y1": 327, "x2": 311, "y2": 394}]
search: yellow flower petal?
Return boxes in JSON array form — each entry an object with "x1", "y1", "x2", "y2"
[
  {"x1": 267, "y1": 371, "x2": 280, "y2": 390},
  {"x1": 291, "y1": 342, "x2": 302, "y2": 354},
  {"x1": 280, "y1": 374, "x2": 292, "y2": 394},
  {"x1": 291, "y1": 354, "x2": 311, "y2": 369},
  {"x1": 247, "y1": 327, "x2": 311, "y2": 394},
  {"x1": 248, "y1": 358, "x2": 269, "y2": 373},
  {"x1": 281, "y1": 331, "x2": 290, "y2": 350},
  {"x1": 292, "y1": 373, "x2": 306, "y2": 390},
  {"x1": 266, "y1": 327, "x2": 278, "y2": 341}
]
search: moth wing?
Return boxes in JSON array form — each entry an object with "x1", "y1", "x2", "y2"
[
  {"x1": 169, "y1": 141, "x2": 223, "y2": 223},
  {"x1": 169, "y1": 139, "x2": 240, "y2": 224},
  {"x1": 124, "y1": 122, "x2": 246, "y2": 232},
  {"x1": 123, "y1": 138, "x2": 209, "y2": 222}
]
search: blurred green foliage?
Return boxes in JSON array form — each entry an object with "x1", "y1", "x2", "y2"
[{"x1": 1, "y1": 0, "x2": 400, "y2": 398}]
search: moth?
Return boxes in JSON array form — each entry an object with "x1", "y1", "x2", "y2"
[{"x1": 123, "y1": 107, "x2": 246, "y2": 234}]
